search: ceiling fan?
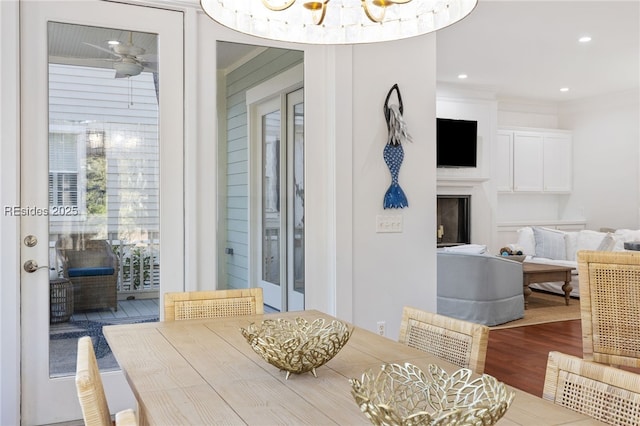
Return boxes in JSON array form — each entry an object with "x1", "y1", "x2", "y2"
[{"x1": 84, "y1": 32, "x2": 156, "y2": 78}]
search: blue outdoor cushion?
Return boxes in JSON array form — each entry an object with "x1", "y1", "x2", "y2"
[{"x1": 68, "y1": 267, "x2": 115, "y2": 277}]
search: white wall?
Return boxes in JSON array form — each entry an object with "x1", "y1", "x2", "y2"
[
  {"x1": 351, "y1": 36, "x2": 437, "y2": 340},
  {"x1": 559, "y1": 90, "x2": 640, "y2": 230},
  {"x1": 498, "y1": 99, "x2": 560, "y2": 129}
]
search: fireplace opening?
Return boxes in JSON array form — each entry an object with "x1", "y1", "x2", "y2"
[{"x1": 437, "y1": 195, "x2": 471, "y2": 247}]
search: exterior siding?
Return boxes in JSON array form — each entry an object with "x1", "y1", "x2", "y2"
[
  {"x1": 222, "y1": 47, "x2": 303, "y2": 290},
  {"x1": 48, "y1": 64, "x2": 161, "y2": 292},
  {"x1": 48, "y1": 63, "x2": 159, "y2": 240}
]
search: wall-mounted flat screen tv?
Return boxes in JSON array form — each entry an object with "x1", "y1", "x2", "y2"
[{"x1": 436, "y1": 118, "x2": 478, "y2": 168}]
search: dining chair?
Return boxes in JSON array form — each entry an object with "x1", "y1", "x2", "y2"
[
  {"x1": 164, "y1": 288, "x2": 264, "y2": 321},
  {"x1": 75, "y1": 336, "x2": 138, "y2": 426},
  {"x1": 398, "y1": 306, "x2": 489, "y2": 374},
  {"x1": 542, "y1": 351, "x2": 640, "y2": 425},
  {"x1": 577, "y1": 250, "x2": 640, "y2": 367}
]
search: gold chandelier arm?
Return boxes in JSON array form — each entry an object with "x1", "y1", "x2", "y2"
[
  {"x1": 303, "y1": 1, "x2": 329, "y2": 25},
  {"x1": 388, "y1": 0, "x2": 412, "y2": 3},
  {"x1": 262, "y1": 0, "x2": 297, "y2": 12},
  {"x1": 362, "y1": 0, "x2": 386, "y2": 23}
]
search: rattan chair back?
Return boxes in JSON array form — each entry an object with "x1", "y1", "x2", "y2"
[
  {"x1": 398, "y1": 306, "x2": 489, "y2": 374},
  {"x1": 543, "y1": 351, "x2": 640, "y2": 425},
  {"x1": 577, "y1": 250, "x2": 640, "y2": 367},
  {"x1": 164, "y1": 288, "x2": 264, "y2": 321},
  {"x1": 76, "y1": 336, "x2": 138, "y2": 426}
]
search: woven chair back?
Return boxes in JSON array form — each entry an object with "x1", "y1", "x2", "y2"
[
  {"x1": 164, "y1": 288, "x2": 264, "y2": 321},
  {"x1": 75, "y1": 336, "x2": 114, "y2": 426},
  {"x1": 398, "y1": 307, "x2": 489, "y2": 374},
  {"x1": 578, "y1": 250, "x2": 640, "y2": 367},
  {"x1": 543, "y1": 351, "x2": 640, "y2": 425}
]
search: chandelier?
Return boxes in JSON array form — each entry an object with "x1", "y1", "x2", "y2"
[{"x1": 200, "y1": 0, "x2": 478, "y2": 44}]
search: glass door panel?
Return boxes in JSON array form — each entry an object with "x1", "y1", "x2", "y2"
[
  {"x1": 288, "y1": 90, "x2": 304, "y2": 311},
  {"x1": 258, "y1": 98, "x2": 283, "y2": 310},
  {"x1": 48, "y1": 22, "x2": 161, "y2": 377},
  {"x1": 256, "y1": 89, "x2": 304, "y2": 312}
]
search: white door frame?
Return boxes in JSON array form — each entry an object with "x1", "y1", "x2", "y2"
[
  {"x1": 247, "y1": 64, "x2": 303, "y2": 311},
  {"x1": 19, "y1": 1, "x2": 184, "y2": 423}
]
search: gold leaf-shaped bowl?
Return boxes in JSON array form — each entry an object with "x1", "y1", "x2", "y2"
[
  {"x1": 350, "y1": 363, "x2": 515, "y2": 425},
  {"x1": 240, "y1": 317, "x2": 352, "y2": 379}
]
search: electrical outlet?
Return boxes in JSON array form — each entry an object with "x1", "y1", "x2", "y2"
[{"x1": 377, "y1": 321, "x2": 386, "y2": 336}]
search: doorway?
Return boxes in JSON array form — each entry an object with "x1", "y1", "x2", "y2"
[
  {"x1": 217, "y1": 42, "x2": 304, "y2": 312},
  {"x1": 252, "y1": 87, "x2": 305, "y2": 311},
  {"x1": 20, "y1": 2, "x2": 184, "y2": 423}
]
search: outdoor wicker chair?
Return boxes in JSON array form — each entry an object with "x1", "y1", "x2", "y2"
[
  {"x1": 164, "y1": 288, "x2": 264, "y2": 321},
  {"x1": 56, "y1": 235, "x2": 118, "y2": 312},
  {"x1": 543, "y1": 351, "x2": 640, "y2": 425},
  {"x1": 76, "y1": 336, "x2": 138, "y2": 426},
  {"x1": 577, "y1": 250, "x2": 640, "y2": 367},
  {"x1": 398, "y1": 306, "x2": 489, "y2": 374}
]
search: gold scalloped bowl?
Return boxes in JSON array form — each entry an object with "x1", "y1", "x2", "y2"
[
  {"x1": 240, "y1": 317, "x2": 353, "y2": 379},
  {"x1": 350, "y1": 363, "x2": 515, "y2": 425}
]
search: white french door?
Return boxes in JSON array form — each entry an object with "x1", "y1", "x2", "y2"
[
  {"x1": 251, "y1": 86, "x2": 304, "y2": 312},
  {"x1": 20, "y1": 1, "x2": 184, "y2": 424}
]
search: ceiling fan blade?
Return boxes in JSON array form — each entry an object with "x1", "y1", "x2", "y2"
[
  {"x1": 137, "y1": 53, "x2": 157, "y2": 63},
  {"x1": 141, "y1": 61, "x2": 158, "y2": 72},
  {"x1": 83, "y1": 42, "x2": 117, "y2": 56}
]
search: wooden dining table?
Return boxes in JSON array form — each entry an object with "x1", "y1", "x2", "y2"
[{"x1": 103, "y1": 310, "x2": 604, "y2": 425}]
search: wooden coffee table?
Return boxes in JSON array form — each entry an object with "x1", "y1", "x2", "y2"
[{"x1": 522, "y1": 262, "x2": 574, "y2": 309}]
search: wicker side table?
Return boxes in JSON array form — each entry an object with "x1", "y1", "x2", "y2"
[{"x1": 50, "y1": 278, "x2": 74, "y2": 323}]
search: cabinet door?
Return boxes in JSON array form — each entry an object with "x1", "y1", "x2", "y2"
[
  {"x1": 543, "y1": 135, "x2": 572, "y2": 192},
  {"x1": 513, "y1": 133, "x2": 543, "y2": 191},
  {"x1": 495, "y1": 131, "x2": 513, "y2": 192}
]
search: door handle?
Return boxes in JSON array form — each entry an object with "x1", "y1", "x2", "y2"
[{"x1": 24, "y1": 260, "x2": 49, "y2": 273}]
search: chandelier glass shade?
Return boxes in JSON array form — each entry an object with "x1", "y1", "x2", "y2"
[{"x1": 200, "y1": 0, "x2": 478, "y2": 44}]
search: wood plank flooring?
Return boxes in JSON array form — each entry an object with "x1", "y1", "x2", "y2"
[{"x1": 484, "y1": 319, "x2": 640, "y2": 397}]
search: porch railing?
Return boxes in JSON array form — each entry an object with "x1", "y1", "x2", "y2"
[{"x1": 49, "y1": 238, "x2": 160, "y2": 295}]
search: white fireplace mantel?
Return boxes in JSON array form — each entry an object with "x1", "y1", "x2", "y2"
[
  {"x1": 436, "y1": 176, "x2": 492, "y2": 250},
  {"x1": 437, "y1": 177, "x2": 489, "y2": 188}
]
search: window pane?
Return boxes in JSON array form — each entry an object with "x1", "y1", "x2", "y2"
[
  {"x1": 48, "y1": 21, "x2": 160, "y2": 378},
  {"x1": 262, "y1": 110, "x2": 280, "y2": 285},
  {"x1": 292, "y1": 102, "x2": 304, "y2": 293}
]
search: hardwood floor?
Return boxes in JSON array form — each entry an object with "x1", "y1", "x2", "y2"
[
  {"x1": 485, "y1": 319, "x2": 582, "y2": 396},
  {"x1": 484, "y1": 319, "x2": 640, "y2": 397}
]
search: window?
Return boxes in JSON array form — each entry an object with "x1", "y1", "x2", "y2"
[{"x1": 48, "y1": 132, "x2": 79, "y2": 208}]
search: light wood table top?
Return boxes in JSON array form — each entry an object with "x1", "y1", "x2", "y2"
[{"x1": 104, "y1": 310, "x2": 603, "y2": 425}]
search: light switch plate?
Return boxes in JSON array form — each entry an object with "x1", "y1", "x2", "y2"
[{"x1": 376, "y1": 215, "x2": 403, "y2": 233}]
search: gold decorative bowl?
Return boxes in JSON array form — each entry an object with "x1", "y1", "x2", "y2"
[
  {"x1": 240, "y1": 317, "x2": 352, "y2": 379},
  {"x1": 350, "y1": 363, "x2": 515, "y2": 425}
]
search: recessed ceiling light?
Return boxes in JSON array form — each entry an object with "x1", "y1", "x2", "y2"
[
  {"x1": 108, "y1": 40, "x2": 120, "y2": 45},
  {"x1": 458, "y1": 74, "x2": 468, "y2": 79},
  {"x1": 560, "y1": 87, "x2": 570, "y2": 92},
  {"x1": 578, "y1": 36, "x2": 592, "y2": 43}
]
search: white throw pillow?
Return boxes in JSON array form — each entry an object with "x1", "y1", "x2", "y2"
[
  {"x1": 532, "y1": 227, "x2": 567, "y2": 260},
  {"x1": 596, "y1": 233, "x2": 617, "y2": 251},
  {"x1": 516, "y1": 227, "x2": 536, "y2": 256},
  {"x1": 577, "y1": 230, "x2": 608, "y2": 251},
  {"x1": 565, "y1": 232, "x2": 579, "y2": 261},
  {"x1": 614, "y1": 229, "x2": 640, "y2": 242}
]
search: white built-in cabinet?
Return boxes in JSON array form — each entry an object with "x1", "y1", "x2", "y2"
[{"x1": 496, "y1": 128, "x2": 572, "y2": 193}]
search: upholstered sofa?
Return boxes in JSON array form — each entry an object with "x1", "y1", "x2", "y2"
[
  {"x1": 56, "y1": 235, "x2": 118, "y2": 312},
  {"x1": 508, "y1": 226, "x2": 640, "y2": 297},
  {"x1": 437, "y1": 251, "x2": 524, "y2": 326}
]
